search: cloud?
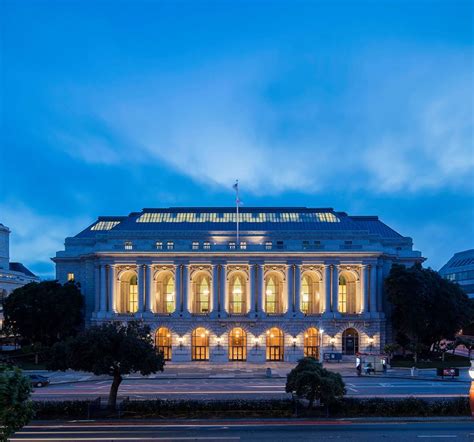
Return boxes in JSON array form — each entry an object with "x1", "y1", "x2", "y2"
[
  {"x1": 0, "y1": 203, "x2": 89, "y2": 279},
  {"x1": 52, "y1": 48, "x2": 473, "y2": 196}
]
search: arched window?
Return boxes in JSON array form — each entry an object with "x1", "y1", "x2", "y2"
[
  {"x1": 192, "y1": 273, "x2": 211, "y2": 314},
  {"x1": 229, "y1": 274, "x2": 246, "y2": 314},
  {"x1": 266, "y1": 327, "x2": 284, "y2": 361},
  {"x1": 342, "y1": 328, "x2": 359, "y2": 355},
  {"x1": 119, "y1": 271, "x2": 138, "y2": 314},
  {"x1": 265, "y1": 274, "x2": 283, "y2": 314},
  {"x1": 338, "y1": 273, "x2": 358, "y2": 314},
  {"x1": 155, "y1": 272, "x2": 175, "y2": 314},
  {"x1": 155, "y1": 327, "x2": 172, "y2": 361},
  {"x1": 229, "y1": 327, "x2": 247, "y2": 361},
  {"x1": 191, "y1": 327, "x2": 209, "y2": 360},
  {"x1": 301, "y1": 273, "x2": 321, "y2": 315},
  {"x1": 304, "y1": 327, "x2": 320, "y2": 359}
]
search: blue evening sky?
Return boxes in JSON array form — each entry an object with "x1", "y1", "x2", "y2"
[{"x1": 1, "y1": 0, "x2": 473, "y2": 279}]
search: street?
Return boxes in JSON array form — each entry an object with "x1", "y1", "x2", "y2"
[
  {"x1": 31, "y1": 376, "x2": 471, "y2": 401},
  {"x1": 9, "y1": 419, "x2": 474, "y2": 441}
]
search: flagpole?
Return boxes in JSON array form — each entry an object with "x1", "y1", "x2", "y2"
[{"x1": 235, "y1": 180, "x2": 239, "y2": 246}]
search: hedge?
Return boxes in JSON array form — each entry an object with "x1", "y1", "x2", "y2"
[{"x1": 33, "y1": 397, "x2": 470, "y2": 420}]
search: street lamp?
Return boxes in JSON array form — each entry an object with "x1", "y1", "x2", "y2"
[
  {"x1": 319, "y1": 329, "x2": 325, "y2": 363},
  {"x1": 292, "y1": 336, "x2": 297, "y2": 350},
  {"x1": 368, "y1": 337, "x2": 374, "y2": 353},
  {"x1": 469, "y1": 361, "x2": 474, "y2": 417},
  {"x1": 254, "y1": 336, "x2": 260, "y2": 350},
  {"x1": 178, "y1": 336, "x2": 184, "y2": 349}
]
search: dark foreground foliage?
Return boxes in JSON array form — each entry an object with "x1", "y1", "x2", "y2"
[{"x1": 32, "y1": 397, "x2": 470, "y2": 420}]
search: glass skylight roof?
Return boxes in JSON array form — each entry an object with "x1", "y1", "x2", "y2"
[
  {"x1": 136, "y1": 212, "x2": 339, "y2": 223},
  {"x1": 91, "y1": 221, "x2": 121, "y2": 231}
]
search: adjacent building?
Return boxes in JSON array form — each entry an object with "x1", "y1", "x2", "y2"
[
  {"x1": 53, "y1": 207, "x2": 423, "y2": 363},
  {"x1": 0, "y1": 223, "x2": 40, "y2": 327},
  {"x1": 439, "y1": 249, "x2": 474, "y2": 299}
]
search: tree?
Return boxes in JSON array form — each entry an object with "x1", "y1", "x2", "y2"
[
  {"x1": 3, "y1": 281, "x2": 84, "y2": 350},
  {"x1": 454, "y1": 335, "x2": 474, "y2": 359},
  {"x1": 0, "y1": 365, "x2": 34, "y2": 442},
  {"x1": 49, "y1": 322, "x2": 165, "y2": 409},
  {"x1": 383, "y1": 343, "x2": 400, "y2": 364},
  {"x1": 285, "y1": 357, "x2": 345, "y2": 409},
  {"x1": 385, "y1": 263, "x2": 474, "y2": 363}
]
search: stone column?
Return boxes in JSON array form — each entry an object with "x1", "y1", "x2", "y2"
[
  {"x1": 99, "y1": 264, "x2": 107, "y2": 316},
  {"x1": 249, "y1": 264, "x2": 256, "y2": 317},
  {"x1": 146, "y1": 265, "x2": 154, "y2": 313},
  {"x1": 94, "y1": 265, "x2": 101, "y2": 316},
  {"x1": 108, "y1": 265, "x2": 117, "y2": 313},
  {"x1": 332, "y1": 264, "x2": 340, "y2": 317},
  {"x1": 323, "y1": 265, "x2": 331, "y2": 316},
  {"x1": 137, "y1": 264, "x2": 145, "y2": 313},
  {"x1": 220, "y1": 264, "x2": 227, "y2": 318},
  {"x1": 360, "y1": 264, "x2": 369, "y2": 315},
  {"x1": 294, "y1": 264, "x2": 302, "y2": 317},
  {"x1": 369, "y1": 265, "x2": 377, "y2": 315},
  {"x1": 182, "y1": 264, "x2": 189, "y2": 316},
  {"x1": 211, "y1": 264, "x2": 219, "y2": 318},
  {"x1": 259, "y1": 263, "x2": 265, "y2": 315},
  {"x1": 285, "y1": 264, "x2": 293, "y2": 318},
  {"x1": 173, "y1": 264, "x2": 181, "y2": 317},
  {"x1": 376, "y1": 263, "x2": 384, "y2": 314}
]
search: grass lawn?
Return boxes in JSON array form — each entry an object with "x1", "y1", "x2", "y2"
[{"x1": 391, "y1": 353, "x2": 470, "y2": 369}]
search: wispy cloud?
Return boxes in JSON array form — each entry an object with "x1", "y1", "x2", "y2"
[{"x1": 0, "y1": 203, "x2": 89, "y2": 279}]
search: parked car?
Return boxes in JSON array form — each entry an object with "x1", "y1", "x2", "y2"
[{"x1": 28, "y1": 374, "x2": 49, "y2": 388}]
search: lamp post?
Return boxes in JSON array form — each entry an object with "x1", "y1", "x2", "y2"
[{"x1": 469, "y1": 360, "x2": 474, "y2": 417}]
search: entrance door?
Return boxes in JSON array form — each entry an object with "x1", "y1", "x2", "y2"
[
  {"x1": 229, "y1": 328, "x2": 247, "y2": 361},
  {"x1": 342, "y1": 328, "x2": 359, "y2": 355}
]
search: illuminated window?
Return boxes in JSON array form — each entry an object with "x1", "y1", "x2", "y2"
[
  {"x1": 156, "y1": 241, "x2": 163, "y2": 250},
  {"x1": 203, "y1": 241, "x2": 211, "y2": 250},
  {"x1": 229, "y1": 274, "x2": 246, "y2": 314},
  {"x1": 155, "y1": 327, "x2": 172, "y2": 361},
  {"x1": 265, "y1": 274, "x2": 283, "y2": 314},
  {"x1": 154, "y1": 272, "x2": 175, "y2": 314},
  {"x1": 301, "y1": 273, "x2": 321, "y2": 315},
  {"x1": 304, "y1": 328, "x2": 320, "y2": 359},
  {"x1": 265, "y1": 241, "x2": 272, "y2": 250},
  {"x1": 192, "y1": 241, "x2": 199, "y2": 250},
  {"x1": 338, "y1": 273, "x2": 358, "y2": 314},
  {"x1": 239, "y1": 241, "x2": 247, "y2": 250},
  {"x1": 229, "y1": 327, "x2": 247, "y2": 361},
  {"x1": 119, "y1": 271, "x2": 138, "y2": 314},
  {"x1": 192, "y1": 274, "x2": 210, "y2": 314},
  {"x1": 266, "y1": 327, "x2": 284, "y2": 361},
  {"x1": 67, "y1": 273, "x2": 75, "y2": 282},
  {"x1": 229, "y1": 242, "x2": 236, "y2": 250},
  {"x1": 192, "y1": 327, "x2": 209, "y2": 360},
  {"x1": 124, "y1": 241, "x2": 133, "y2": 250},
  {"x1": 167, "y1": 241, "x2": 174, "y2": 250},
  {"x1": 91, "y1": 220, "x2": 120, "y2": 231}
]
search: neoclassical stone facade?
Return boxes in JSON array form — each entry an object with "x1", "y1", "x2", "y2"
[{"x1": 54, "y1": 207, "x2": 423, "y2": 363}]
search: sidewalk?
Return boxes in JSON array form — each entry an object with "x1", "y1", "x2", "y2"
[{"x1": 23, "y1": 362, "x2": 472, "y2": 385}]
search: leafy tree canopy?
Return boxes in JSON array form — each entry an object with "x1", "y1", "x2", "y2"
[
  {"x1": 285, "y1": 357, "x2": 345, "y2": 409},
  {"x1": 3, "y1": 281, "x2": 84, "y2": 348},
  {"x1": 0, "y1": 365, "x2": 34, "y2": 442},
  {"x1": 385, "y1": 263, "x2": 474, "y2": 355},
  {"x1": 49, "y1": 322, "x2": 164, "y2": 409}
]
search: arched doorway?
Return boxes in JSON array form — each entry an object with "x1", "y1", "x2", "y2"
[
  {"x1": 229, "y1": 327, "x2": 247, "y2": 361},
  {"x1": 191, "y1": 327, "x2": 209, "y2": 360},
  {"x1": 304, "y1": 327, "x2": 320, "y2": 359},
  {"x1": 342, "y1": 328, "x2": 359, "y2": 355},
  {"x1": 266, "y1": 327, "x2": 284, "y2": 361},
  {"x1": 155, "y1": 327, "x2": 172, "y2": 361}
]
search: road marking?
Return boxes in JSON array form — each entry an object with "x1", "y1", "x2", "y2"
[
  {"x1": 11, "y1": 438, "x2": 241, "y2": 441},
  {"x1": 417, "y1": 436, "x2": 457, "y2": 438},
  {"x1": 346, "y1": 387, "x2": 358, "y2": 392}
]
